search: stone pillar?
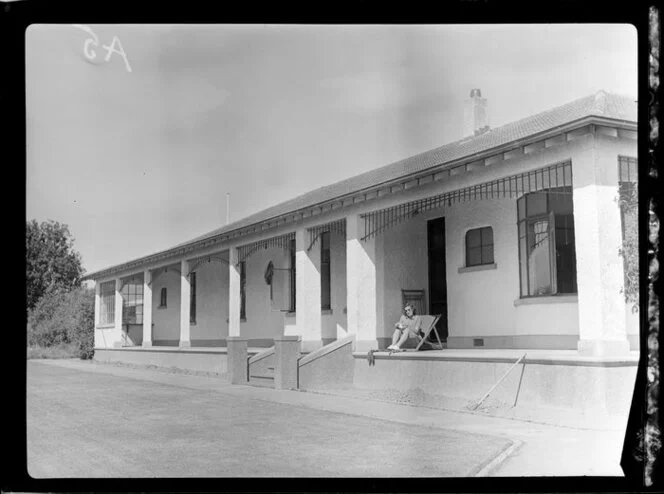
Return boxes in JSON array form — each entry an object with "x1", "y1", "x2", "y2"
[
  {"x1": 228, "y1": 247, "x2": 241, "y2": 338},
  {"x1": 572, "y1": 135, "x2": 630, "y2": 356},
  {"x1": 293, "y1": 228, "x2": 322, "y2": 352},
  {"x1": 142, "y1": 269, "x2": 153, "y2": 348},
  {"x1": 227, "y1": 336, "x2": 249, "y2": 384},
  {"x1": 179, "y1": 259, "x2": 191, "y2": 348},
  {"x1": 274, "y1": 335, "x2": 301, "y2": 390},
  {"x1": 346, "y1": 214, "x2": 379, "y2": 352},
  {"x1": 114, "y1": 278, "x2": 124, "y2": 348}
]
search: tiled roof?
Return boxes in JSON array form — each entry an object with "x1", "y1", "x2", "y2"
[
  {"x1": 181, "y1": 90, "x2": 636, "y2": 246},
  {"x1": 84, "y1": 90, "x2": 636, "y2": 278}
]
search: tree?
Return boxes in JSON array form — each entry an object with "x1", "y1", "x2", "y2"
[{"x1": 26, "y1": 220, "x2": 84, "y2": 312}]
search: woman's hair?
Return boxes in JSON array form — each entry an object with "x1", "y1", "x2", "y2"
[{"x1": 403, "y1": 303, "x2": 416, "y2": 315}]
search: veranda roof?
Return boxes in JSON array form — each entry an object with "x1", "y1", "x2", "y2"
[{"x1": 82, "y1": 90, "x2": 636, "y2": 281}]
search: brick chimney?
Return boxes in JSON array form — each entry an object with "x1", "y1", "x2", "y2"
[{"x1": 463, "y1": 88, "x2": 489, "y2": 138}]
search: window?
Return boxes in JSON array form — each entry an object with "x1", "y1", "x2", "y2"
[
  {"x1": 99, "y1": 281, "x2": 115, "y2": 325},
  {"x1": 240, "y1": 261, "x2": 246, "y2": 320},
  {"x1": 121, "y1": 279, "x2": 143, "y2": 325},
  {"x1": 465, "y1": 227, "x2": 494, "y2": 266},
  {"x1": 189, "y1": 271, "x2": 196, "y2": 324},
  {"x1": 159, "y1": 287, "x2": 167, "y2": 308},
  {"x1": 289, "y1": 238, "x2": 296, "y2": 312},
  {"x1": 618, "y1": 156, "x2": 638, "y2": 306},
  {"x1": 517, "y1": 186, "x2": 577, "y2": 297},
  {"x1": 321, "y1": 231, "x2": 331, "y2": 310}
]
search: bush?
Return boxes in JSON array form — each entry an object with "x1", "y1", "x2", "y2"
[{"x1": 27, "y1": 287, "x2": 95, "y2": 359}]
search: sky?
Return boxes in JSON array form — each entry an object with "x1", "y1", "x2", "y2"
[{"x1": 25, "y1": 24, "x2": 638, "y2": 275}]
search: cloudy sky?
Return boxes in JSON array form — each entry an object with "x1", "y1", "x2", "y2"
[{"x1": 25, "y1": 24, "x2": 637, "y2": 275}]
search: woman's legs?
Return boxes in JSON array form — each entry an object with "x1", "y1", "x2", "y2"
[
  {"x1": 390, "y1": 329, "x2": 401, "y2": 347},
  {"x1": 393, "y1": 329, "x2": 410, "y2": 349}
]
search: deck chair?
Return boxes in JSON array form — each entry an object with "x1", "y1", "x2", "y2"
[{"x1": 413, "y1": 314, "x2": 443, "y2": 351}]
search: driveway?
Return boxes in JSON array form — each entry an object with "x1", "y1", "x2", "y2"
[{"x1": 27, "y1": 360, "x2": 512, "y2": 478}]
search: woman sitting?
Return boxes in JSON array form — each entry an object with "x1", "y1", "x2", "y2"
[{"x1": 388, "y1": 303, "x2": 422, "y2": 351}]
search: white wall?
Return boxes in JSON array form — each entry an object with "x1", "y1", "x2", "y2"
[
  {"x1": 151, "y1": 268, "x2": 181, "y2": 342},
  {"x1": 241, "y1": 246, "x2": 289, "y2": 341},
  {"x1": 190, "y1": 259, "x2": 229, "y2": 342},
  {"x1": 322, "y1": 229, "x2": 348, "y2": 341}
]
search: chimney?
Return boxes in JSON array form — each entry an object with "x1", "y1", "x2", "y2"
[{"x1": 463, "y1": 88, "x2": 489, "y2": 138}]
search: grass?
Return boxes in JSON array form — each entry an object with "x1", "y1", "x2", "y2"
[{"x1": 27, "y1": 343, "x2": 81, "y2": 360}]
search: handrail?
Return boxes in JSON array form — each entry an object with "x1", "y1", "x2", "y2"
[
  {"x1": 298, "y1": 335, "x2": 355, "y2": 367},
  {"x1": 248, "y1": 346, "x2": 275, "y2": 365}
]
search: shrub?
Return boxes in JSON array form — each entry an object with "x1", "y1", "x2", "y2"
[{"x1": 27, "y1": 287, "x2": 95, "y2": 359}]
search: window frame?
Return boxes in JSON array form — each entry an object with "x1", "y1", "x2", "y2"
[
  {"x1": 99, "y1": 281, "x2": 115, "y2": 326},
  {"x1": 289, "y1": 238, "x2": 296, "y2": 313},
  {"x1": 517, "y1": 186, "x2": 576, "y2": 298},
  {"x1": 465, "y1": 226, "x2": 494, "y2": 267},
  {"x1": 189, "y1": 271, "x2": 197, "y2": 325},
  {"x1": 159, "y1": 287, "x2": 167, "y2": 308},
  {"x1": 320, "y1": 231, "x2": 331, "y2": 310},
  {"x1": 121, "y1": 278, "x2": 144, "y2": 325},
  {"x1": 240, "y1": 261, "x2": 246, "y2": 320}
]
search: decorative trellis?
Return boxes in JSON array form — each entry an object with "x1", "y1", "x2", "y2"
[
  {"x1": 236, "y1": 232, "x2": 296, "y2": 265},
  {"x1": 307, "y1": 219, "x2": 346, "y2": 251},
  {"x1": 187, "y1": 254, "x2": 229, "y2": 278},
  {"x1": 360, "y1": 160, "x2": 573, "y2": 241}
]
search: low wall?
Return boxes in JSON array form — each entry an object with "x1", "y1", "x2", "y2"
[
  {"x1": 351, "y1": 353, "x2": 638, "y2": 416},
  {"x1": 94, "y1": 348, "x2": 229, "y2": 375},
  {"x1": 248, "y1": 347, "x2": 275, "y2": 384},
  {"x1": 298, "y1": 335, "x2": 355, "y2": 391}
]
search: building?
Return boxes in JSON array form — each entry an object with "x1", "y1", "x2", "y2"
[{"x1": 82, "y1": 90, "x2": 639, "y2": 412}]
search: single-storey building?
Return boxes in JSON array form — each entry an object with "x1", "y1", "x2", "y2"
[{"x1": 82, "y1": 90, "x2": 640, "y2": 410}]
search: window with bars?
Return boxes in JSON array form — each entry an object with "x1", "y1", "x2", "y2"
[
  {"x1": 240, "y1": 261, "x2": 246, "y2": 320},
  {"x1": 465, "y1": 227, "x2": 494, "y2": 266},
  {"x1": 517, "y1": 186, "x2": 577, "y2": 297},
  {"x1": 99, "y1": 281, "x2": 115, "y2": 325},
  {"x1": 321, "y1": 231, "x2": 331, "y2": 310},
  {"x1": 289, "y1": 238, "x2": 296, "y2": 312},
  {"x1": 159, "y1": 287, "x2": 167, "y2": 308},
  {"x1": 190, "y1": 271, "x2": 197, "y2": 324},
  {"x1": 121, "y1": 279, "x2": 143, "y2": 325}
]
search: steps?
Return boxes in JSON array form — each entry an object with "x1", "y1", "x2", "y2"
[{"x1": 249, "y1": 366, "x2": 274, "y2": 387}]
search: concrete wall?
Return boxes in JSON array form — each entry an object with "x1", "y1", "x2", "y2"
[
  {"x1": 190, "y1": 259, "x2": 229, "y2": 344},
  {"x1": 151, "y1": 268, "x2": 181, "y2": 344},
  {"x1": 242, "y1": 246, "x2": 289, "y2": 343},
  {"x1": 352, "y1": 355, "x2": 637, "y2": 416},
  {"x1": 94, "y1": 348, "x2": 229, "y2": 375},
  {"x1": 321, "y1": 229, "x2": 348, "y2": 343},
  {"x1": 298, "y1": 336, "x2": 355, "y2": 391}
]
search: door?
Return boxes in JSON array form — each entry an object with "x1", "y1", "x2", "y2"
[{"x1": 427, "y1": 217, "x2": 448, "y2": 341}]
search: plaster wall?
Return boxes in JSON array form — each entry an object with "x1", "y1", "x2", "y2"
[
  {"x1": 151, "y1": 268, "x2": 181, "y2": 344},
  {"x1": 189, "y1": 259, "x2": 229, "y2": 342},
  {"x1": 241, "y1": 246, "x2": 289, "y2": 341},
  {"x1": 321, "y1": 229, "x2": 348, "y2": 342}
]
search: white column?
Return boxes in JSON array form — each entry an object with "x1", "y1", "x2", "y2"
[
  {"x1": 572, "y1": 138, "x2": 629, "y2": 356},
  {"x1": 179, "y1": 260, "x2": 191, "y2": 348},
  {"x1": 114, "y1": 278, "x2": 124, "y2": 348},
  {"x1": 293, "y1": 227, "x2": 322, "y2": 352},
  {"x1": 142, "y1": 270, "x2": 153, "y2": 347},
  {"x1": 228, "y1": 247, "x2": 241, "y2": 338},
  {"x1": 346, "y1": 214, "x2": 379, "y2": 352}
]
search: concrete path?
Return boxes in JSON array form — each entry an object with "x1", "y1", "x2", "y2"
[
  {"x1": 28, "y1": 359, "x2": 510, "y2": 478},
  {"x1": 27, "y1": 359, "x2": 628, "y2": 478}
]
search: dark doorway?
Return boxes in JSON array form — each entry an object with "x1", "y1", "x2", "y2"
[{"x1": 427, "y1": 217, "x2": 448, "y2": 342}]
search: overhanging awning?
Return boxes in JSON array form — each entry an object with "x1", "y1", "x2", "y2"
[
  {"x1": 360, "y1": 160, "x2": 572, "y2": 241},
  {"x1": 236, "y1": 232, "x2": 296, "y2": 265},
  {"x1": 307, "y1": 219, "x2": 346, "y2": 251}
]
